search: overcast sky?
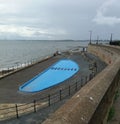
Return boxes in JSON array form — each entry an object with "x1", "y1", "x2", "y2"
[{"x1": 0, "y1": 0, "x2": 120, "y2": 40}]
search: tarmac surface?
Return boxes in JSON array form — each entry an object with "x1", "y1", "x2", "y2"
[{"x1": 0, "y1": 51, "x2": 107, "y2": 124}]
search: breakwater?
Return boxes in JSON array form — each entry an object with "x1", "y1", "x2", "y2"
[{"x1": 43, "y1": 44, "x2": 120, "y2": 124}]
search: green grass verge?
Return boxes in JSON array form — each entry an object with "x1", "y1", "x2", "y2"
[
  {"x1": 107, "y1": 106, "x2": 115, "y2": 121},
  {"x1": 114, "y1": 90, "x2": 120, "y2": 101},
  {"x1": 107, "y1": 90, "x2": 120, "y2": 122}
]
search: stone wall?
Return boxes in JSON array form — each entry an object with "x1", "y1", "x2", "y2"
[
  {"x1": 43, "y1": 45, "x2": 120, "y2": 124},
  {"x1": 87, "y1": 44, "x2": 120, "y2": 64}
]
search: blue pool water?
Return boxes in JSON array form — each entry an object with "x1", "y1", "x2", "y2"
[{"x1": 19, "y1": 59, "x2": 79, "y2": 93}]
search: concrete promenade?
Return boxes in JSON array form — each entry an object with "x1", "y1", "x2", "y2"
[
  {"x1": 43, "y1": 44, "x2": 120, "y2": 124},
  {"x1": 0, "y1": 50, "x2": 107, "y2": 124},
  {"x1": 0, "y1": 51, "x2": 103, "y2": 103},
  {"x1": 0, "y1": 55, "x2": 59, "y2": 103}
]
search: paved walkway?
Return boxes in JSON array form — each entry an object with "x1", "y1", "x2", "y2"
[
  {"x1": 0, "y1": 51, "x2": 106, "y2": 103},
  {"x1": 0, "y1": 55, "x2": 60, "y2": 103},
  {"x1": 0, "y1": 51, "x2": 107, "y2": 124},
  {"x1": 0, "y1": 99, "x2": 68, "y2": 124}
]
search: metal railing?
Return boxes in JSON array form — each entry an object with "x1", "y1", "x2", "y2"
[
  {"x1": 0, "y1": 55, "x2": 53, "y2": 77},
  {"x1": 0, "y1": 74, "x2": 95, "y2": 121},
  {"x1": 0, "y1": 48, "x2": 87, "y2": 77}
]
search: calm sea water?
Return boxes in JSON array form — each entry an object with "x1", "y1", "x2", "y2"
[{"x1": 0, "y1": 40, "x2": 100, "y2": 70}]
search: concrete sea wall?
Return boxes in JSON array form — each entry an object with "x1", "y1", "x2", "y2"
[
  {"x1": 43, "y1": 44, "x2": 120, "y2": 124},
  {"x1": 88, "y1": 45, "x2": 120, "y2": 65}
]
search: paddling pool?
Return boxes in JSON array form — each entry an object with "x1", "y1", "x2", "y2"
[{"x1": 19, "y1": 59, "x2": 79, "y2": 93}]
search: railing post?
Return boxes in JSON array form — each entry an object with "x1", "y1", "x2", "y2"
[
  {"x1": 15, "y1": 104, "x2": 19, "y2": 119},
  {"x1": 33, "y1": 100, "x2": 36, "y2": 112},
  {"x1": 1, "y1": 70, "x2": 3, "y2": 75},
  {"x1": 86, "y1": 76, "x2": 87, "y2": 83},
  {"x1": 69, "y1": 85, "x2": 71, "y2": 96},
  {"x1": 48, "y1": 95, "x2": 50, "y2": 106},
  {"x1": 89, "y1": 73, "x2": 93, "y2": 80},
  {"x1": 75, "y1": 81, "x2": 78, "y2": 91},
  {"x1": 81, "y1": 78, "x2": 83, "y2": 87},
  {"x1": 7, "y1": 68, "x2": 9, "y2": 73},
  {"x1": 60, "y1": 90, "x2": 62, "y2": 101},
  {"x1": 89, "y1": 74, "x2": 91, "y2": 81}
]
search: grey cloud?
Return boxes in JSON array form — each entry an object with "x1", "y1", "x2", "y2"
[
  {"x1": 0, "y1": 0, "x2": 120, "y2": 40},
  {"x1": 93, "y1": 0, "x2": 120, "y2": 26}
]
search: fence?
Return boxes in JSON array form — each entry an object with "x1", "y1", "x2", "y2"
[
  {"x1": 0, "y1": 55, "x2": 53, "y2": 77},
  {"x1": 0, "y1": 48, "x2": 88, "y2": 77},
  {"x1": 0, "y1": 73, "x2": 95, "y2": 121}
]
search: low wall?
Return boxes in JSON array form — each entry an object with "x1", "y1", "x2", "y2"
[{"x1": 43, "y1": 44, "x2": 120, "y2": 124}]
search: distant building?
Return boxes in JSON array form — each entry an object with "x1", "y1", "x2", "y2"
[{"x1": 109, "y1": 40, "x2": 120, "y2": 46}]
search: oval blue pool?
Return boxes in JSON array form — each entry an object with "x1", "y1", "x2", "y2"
[{"x1": 19, "y1": 59, "x2": 79, "y2": 93}]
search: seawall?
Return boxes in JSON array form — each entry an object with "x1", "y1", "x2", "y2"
[{"x1": 43, "y1": 44, "x2": 120, "y2": 124}]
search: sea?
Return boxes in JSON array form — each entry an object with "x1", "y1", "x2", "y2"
[{"x1": 0, "y1": 40, "x2": 108, "y2": 70}]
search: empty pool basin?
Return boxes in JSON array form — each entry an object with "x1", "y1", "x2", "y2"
[{"x1": 19, "y1": 59, "x2": 79, "y2": 93}]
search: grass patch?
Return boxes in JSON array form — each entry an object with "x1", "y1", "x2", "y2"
[
  {"x1": 107, "y1": 106, "x2": 115, "y2": 122},
  {"x1": 114, "y1": 90, "x2": 120, "y2": 101}
]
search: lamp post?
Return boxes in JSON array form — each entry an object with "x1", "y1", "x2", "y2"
[
  {"x1": 110, "y1": 33, "x2": 113, "y2": 42},
  {"x1": 96, "y1": 35, "x2": 99, "y2": 44},
  {"x1": 89, "y1": 31, "x2": 92, "y2": 44}
]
